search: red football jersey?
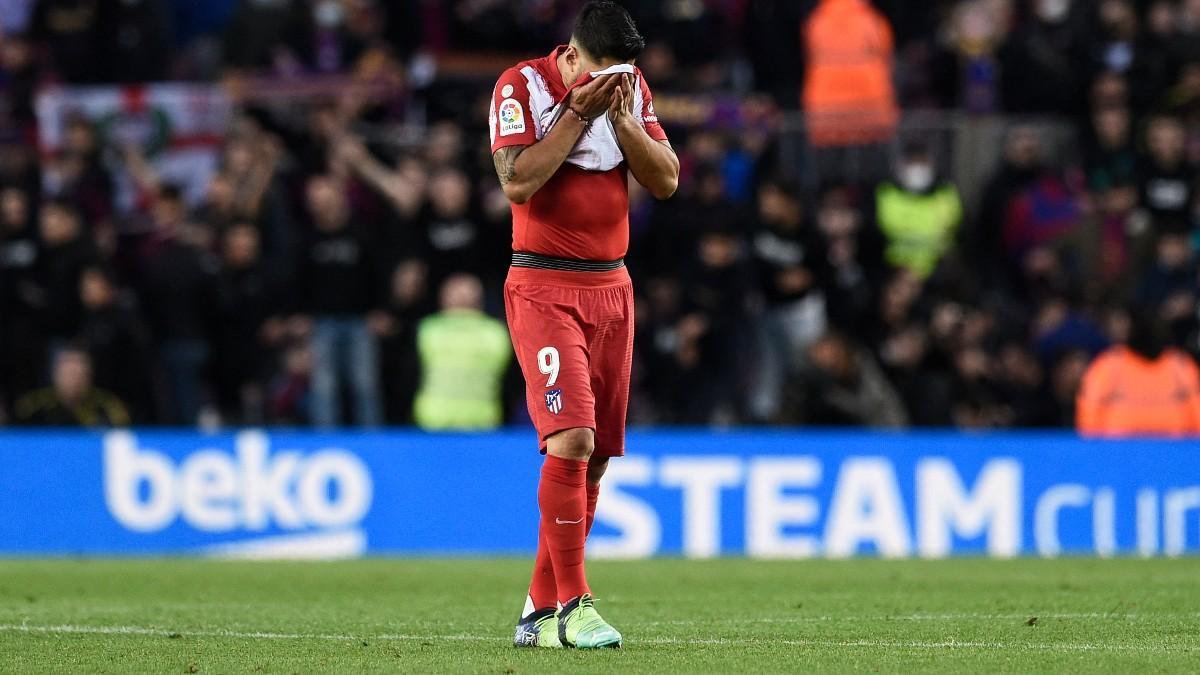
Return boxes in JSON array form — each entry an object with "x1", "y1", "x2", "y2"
[{"x1": 489, "y1": 46, "x2": 668, "y2": 261}]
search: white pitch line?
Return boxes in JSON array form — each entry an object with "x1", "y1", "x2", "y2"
[
  {"x1": 0, "y1": 624, "x2": 1194, "y2": 653},
  {"x1": 637, "y1": 611, "x2": 1200, "y2": 626}
]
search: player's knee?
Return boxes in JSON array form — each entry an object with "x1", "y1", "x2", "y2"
[
  {"x1": 587, "y1": 456, "x2": 609, "y2": 485},
  {"x1": 546, "y1": 427, "x2": 595, "y2": 461}
]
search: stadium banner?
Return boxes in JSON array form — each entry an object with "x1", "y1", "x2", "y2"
[
  {"x1": 1, "y1": 430, "x2": 1198, "y2": 559},
  {"x1": 34, "y1": 83, "x2": 232, "y2": 208}
]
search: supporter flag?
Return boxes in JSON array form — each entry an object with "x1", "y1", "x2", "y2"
[{"x1": 34, "y1": 84, "x2": 232, "y2": 210}]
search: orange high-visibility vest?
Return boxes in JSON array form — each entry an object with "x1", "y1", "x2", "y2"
[
  {"x1": 802, "y1": 0, "x2": 899, "y2": 146},
  {"x1": 1076, "y1": 347, "x2": 1200, "y2": 437}
]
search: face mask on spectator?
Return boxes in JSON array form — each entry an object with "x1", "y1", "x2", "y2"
[
  {"x1": 1036, "y1": 0, "x2": 1071, "y2": 23},
  {"x1": 899, "y1": 163, "x2": 935, "y2": 192}
]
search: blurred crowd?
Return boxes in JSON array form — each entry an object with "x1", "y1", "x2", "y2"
[{"x1": 1, "y1": 0, "x2": 1199, "y2": 430}]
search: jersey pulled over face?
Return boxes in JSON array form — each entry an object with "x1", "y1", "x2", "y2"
[{"x1": 490, "y1": 46, "x2": 668, "y2": 261}]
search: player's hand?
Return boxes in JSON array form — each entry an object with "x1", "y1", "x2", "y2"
[
  {"x1": 608, "y1": 74, "x2": 635, "y2": 129},
  {"x1": 568, "y1": 74, "x2": 620, "y2": 120}
]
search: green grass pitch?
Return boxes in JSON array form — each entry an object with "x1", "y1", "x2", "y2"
[{"x1": 1, "y1": 558, "x2": 1198, "y2": 673}]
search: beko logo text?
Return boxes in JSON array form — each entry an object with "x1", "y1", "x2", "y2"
[{"x1": 103, "y1": 431, "x2": 373, "y2": 533}]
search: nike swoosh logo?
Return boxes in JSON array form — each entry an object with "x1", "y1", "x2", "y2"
[{"x1": 555, "y1": 517, "x2": 584, "y2": 525}]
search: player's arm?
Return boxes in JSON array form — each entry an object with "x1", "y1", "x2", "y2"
[
  {"x1": 610, "y1": 75, "x2": 678, "y2": 200},
  {"x1": 493, "y1": 119, "x2": 585, "y2": 205},
  {"x1": 493, "y1": 74, "x2": 620, "y2": 204}
]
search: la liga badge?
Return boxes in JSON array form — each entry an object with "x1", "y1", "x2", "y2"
[{"x1": 498, "y1": 98, "x2": 525, "y2": 136}]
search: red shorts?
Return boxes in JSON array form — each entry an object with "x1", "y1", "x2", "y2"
[{"x1": 504, "y1": 266, "x2": 634, "y2": 457}]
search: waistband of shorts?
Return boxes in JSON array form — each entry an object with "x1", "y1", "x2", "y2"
[
  {"x1": 506, "y1": 261, "x2": 631, "y2": 288},
  {"x1": 511, "y1": 251, "x2": 625, "y2": 272}
]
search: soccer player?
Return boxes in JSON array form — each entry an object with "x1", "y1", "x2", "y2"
[{"x1": 489, "y1": 1, "x2": 679, "y2": 650}]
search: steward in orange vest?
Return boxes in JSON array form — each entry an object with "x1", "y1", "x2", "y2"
[
  {"x1": 1077, "y1": 314, "x2": 1200, "y2": 437},
  {"x1": 802, "y1": 0, "x2": 899, "y2": 147}
]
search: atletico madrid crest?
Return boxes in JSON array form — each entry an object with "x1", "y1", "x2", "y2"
[{"x1": 545, "y1": 389, "x2": 563, "y2": 415}]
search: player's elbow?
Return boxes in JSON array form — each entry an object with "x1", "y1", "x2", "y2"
[
  {"x1": 650, "y1": 175, "x2": 678, "y2": 200},
  {"x1": 502, "y1": 182, "x2": 532, "y2": 204}
]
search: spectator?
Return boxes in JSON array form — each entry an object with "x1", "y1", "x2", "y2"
[
  {"x1": 13, "y1": 346, "x2": 129, "y2": 427},
  {"x1": 214, "y1": 223, "x2": 284, "y2": 425},
  {"x1": 1137, "y1": 114, "x2": 1196, "y2": 229},
  {"x1": 1136, "y1": 232, "x2": 1199, "y2": 346},
  {"x1": 1091, "y1": 0, "x2": 1175, "y2": 115},
  {"x1": 217, "y1": 131, "x2": 293, "y2": 269},
  {"x1": 877, "y1": 323, "x2": 955, "y2": 426},
  {"x1": 29, "y1": 0, "x2": 107, "y2": 83},
  {"x1": 802, "y1": 0, "x2": 899, "y2": 147},
  {"x1": 267, "y1": 340, "x2": 312, "y2": 426},
  {"x1": 1032, "y1": 297, "x2": 1110, "y2": 368},
  {"x1": 419, "y1": 168, "x2": 492, "y2": 287},
  {"x1": 101, "y1": 0, "x2": 172, "y2": 83},
  {"x1": 875, "y1": 141, "x2": 963, "y2": 279},
  {"x1": 978, "y1": 127, "x2": 1047, "y2": 226},
  {"x1": 297, "y1": 174, "x2": 385, "y2": 427},
  {"x1": 747, "y1": 178, "x2": 828, "y2": 422},
  {"x1": 1000, "y1": 157, "x2": 1087, "y2": 300},
  {"x1": 77, "y1": 265, "x2": 154, "y2": 423},
  {"x1": 0, "y1": 186, "x2": 43, "y2": 416},
  {"x1": 221, "y1": 0, "x2": 307, "y2": 72},
  {"x1": 336, "y1": 135, "x2": 428, "y2": 231},
  {"x1": 1074, "y1": 179, "x2": 1140, "y2": 299},
  {"x1": 740, "y1": 1, "x2": 805, "y2": 107},
  {"x1": 1161, "y1": 60, "x2": 1200, "y2": 132},
  {"x1": 927, "y1": 1, "x2": 1005, "y2": 113},
  {"x1": 413, "y1": 273, "x2": 510, "y2": 431},
  {"x1": 678, "y1": 223, "x2": 756, "y2": 423},
  {"x1": 46, "y1": 116, "x2": 112, "y2": 232},
  {"x1": 815, "y1": 183, "x2": 883, "y2": 333},
  {"x1": 1077, "y1": 310, "x2": 1200, "y2": 436},
  {"x1": 643, "y1": 163, "x2": 742, "y2": 280},
  {"x1": 379, "y1": 259, "x2": 434, "y2": 425},
  {"x1": 305, "y1": 0, "x2": 372, "y2": 74},
  {"x1": 0, "y1": 30, "x2": 38, "y2": 126},
  {"x1": 193, "y1": 172, "x2": 242, "y2": 232},
  {"x1": 134, "y1": 186, "x2": 219, "y2": 426},
  {"x1": 992, "y1": 340, "x2": 1058, "y2": 428},
  {"x1": 636, "y1": 277, "x2": 688, "y2": 424},
  {"x1": 780, "y1": 329, "x2": 909, "y2": 428},
  {"x1": 998, "y1": 0, "x2": 1087, "y2": 115},
  {"x1": 1085, "y1": 105, "x2": 1138, "y2": 192},
  {"x1": 38, "y1": 198, "x2": 99, "y2": 342}
]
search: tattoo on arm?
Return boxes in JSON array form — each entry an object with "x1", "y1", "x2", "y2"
[{"x1": 493, "y1": 146, "x2": 525, "y2": 186}]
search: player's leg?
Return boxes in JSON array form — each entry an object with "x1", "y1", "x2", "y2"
[
  {"x1": 588, "y1": 278, "x2": 636, "y2": 503},
  {"x1": 549, "y1": 280, "x2": 636, "y2": 648},
  {"x1": 554, "y1": 281, "x2": 634, "y2": 650},
  {"x1": 525, "y1": 427, "x2": 620, "y2": 649},
  {"x1": 521, "y1": 441, "x2": 604, "y2": 631},
  {"x1": 506, "y1": 281, "x2": 598, "y2": 647},
  {"x1": 540, "y1": 427, "x2": 594, "y2": 599},
  {"x1": 517, "y1": 428, "x2": 599, "y2": 649},
  {"x1": 586, "y1": 457, "x2": 607, "y2": 535}
]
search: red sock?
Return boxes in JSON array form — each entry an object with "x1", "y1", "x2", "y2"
[
  {"x1": 538, "y1": 455, "x2": 589, "y2": 604},
  {"x1": 527, "y1": 528, "x2": 556, "y2": 612},
  {"x1": 585, "y1": 482, "x2": 600, "y2": 536},
  {"x1": 529, "y1": 476, "x2": 602, "y2": 611}
]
